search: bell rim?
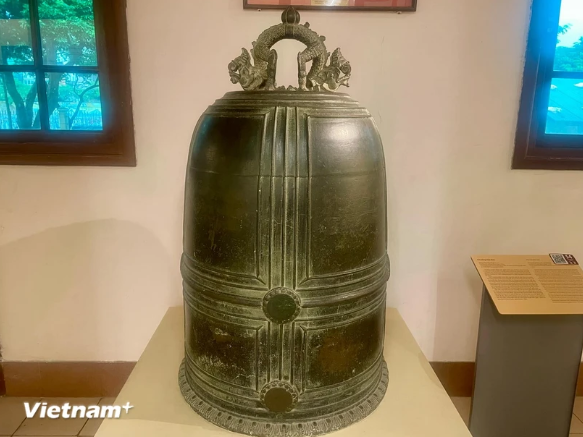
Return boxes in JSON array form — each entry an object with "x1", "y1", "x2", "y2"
[{"x1": 179, "y1": 359, "x2": 389, "y2": 437}]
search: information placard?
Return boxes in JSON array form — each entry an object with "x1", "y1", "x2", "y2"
[{"x1": 471, "y1": 255, "x2": 583, "y2": 315}]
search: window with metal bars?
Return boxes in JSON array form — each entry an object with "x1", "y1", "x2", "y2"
[
  {"x1": 514, "y1": 0, "x2": 583, "y2": 170},
  {"x1": 0, "y1": 0, "x2": 135, "y2": 166}
]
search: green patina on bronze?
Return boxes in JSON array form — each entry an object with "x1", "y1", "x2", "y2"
[{"x1": 180, "y1": 7, "x2": 390, "y2": 437}]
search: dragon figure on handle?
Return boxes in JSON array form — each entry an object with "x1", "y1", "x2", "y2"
[{"x1": 228, "y1": 7, "x2": 351, "y2": 92}]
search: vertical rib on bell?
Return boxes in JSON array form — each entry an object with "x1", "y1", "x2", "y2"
[{"x1": 180, "y1": 8, "x2": 389, "y2": 437}]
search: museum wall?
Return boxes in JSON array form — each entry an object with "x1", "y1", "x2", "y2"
[{"x1": 0, "y1": 0, "x2": 580, "y2": 363}]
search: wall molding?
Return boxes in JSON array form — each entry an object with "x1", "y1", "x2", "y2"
[
  {"x1": 430, "y1": 362, "x2": 475, "y2": 397},
  {"x1": 0, "y1": 362, "x2": 135, "y2": 397},
  {"x1": 0, "y1": 362, "x2": 5, "y2": 396},
  {"x1": 0, "y1": 361, "x2": 581, "y2": 398}
]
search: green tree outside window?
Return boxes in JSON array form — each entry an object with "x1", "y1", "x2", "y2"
[{"x1": 0, "y1": 0, "x2": 102, "y2": 130}]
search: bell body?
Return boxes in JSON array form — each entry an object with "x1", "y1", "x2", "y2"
[{"x1": 180, "y1": 91, "x2": 389, "y2": 436}]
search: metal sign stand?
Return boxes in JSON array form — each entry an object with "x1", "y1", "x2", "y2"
[{"x1": 470, "y1": 286, "x2": 583, "y2": 437}]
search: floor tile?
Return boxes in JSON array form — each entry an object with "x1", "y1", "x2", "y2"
[
  {"x1": 39, "y1": 364, "x2": 103, "y2": 398},
  {"x1": 79, "y1": 417, "x2": 101, "y2": 436},
  {"x1": 0, "y1": 397, "x2": 40, "y2": 435},
  {"x1": 14, "y1": 398, "x2": 100, "y2": 436},
  {"x1": 572, "y1": 414, "x2": 583, "y2": 434},
  {"x1": 79, "y1": 398, "x2": 115, "y2": 437},
  {"x1": 450, "y1": 397, "x2": 471, "y2": 425},
  {"x1": 574, "y1": 397, "x2": 583, "y2": 422}
]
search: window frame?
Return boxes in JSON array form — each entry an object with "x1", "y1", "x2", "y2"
[
  {"x1": 513, "y1": 0, "x2": 583, "y2": 170},
  {"x1": 0, "y1": 0, "x2": 135, "y2": 167}
]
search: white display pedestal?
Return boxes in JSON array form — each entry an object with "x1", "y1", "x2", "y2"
[{"x1": 95, "y1": 307, "x2": 471, "y2": 437}]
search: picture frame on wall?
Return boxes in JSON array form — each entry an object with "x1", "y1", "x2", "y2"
[{"x1": 243, "y1": 0, "x2": 417, "y2": 12}]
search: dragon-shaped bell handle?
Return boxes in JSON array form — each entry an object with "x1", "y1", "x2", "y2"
[{"x1": 228, "y1": 7, "x2": 351, "y2": 92}]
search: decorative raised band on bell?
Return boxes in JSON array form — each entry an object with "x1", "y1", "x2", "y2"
[
  {"x1": 262, "y1": 288, "x2": 301, "y2": 324},
  {"x1": 181, "y1": 7, "x2": 389, "y2": 437}
]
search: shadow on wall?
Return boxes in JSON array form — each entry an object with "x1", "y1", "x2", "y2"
[{"x1": 0, "y1": 219, "x2": 180, "y2": 362}]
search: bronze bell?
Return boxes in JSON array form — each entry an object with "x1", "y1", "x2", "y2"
[{"x1": 180, "y1": 7, "x2": 390, "y2": 436}]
